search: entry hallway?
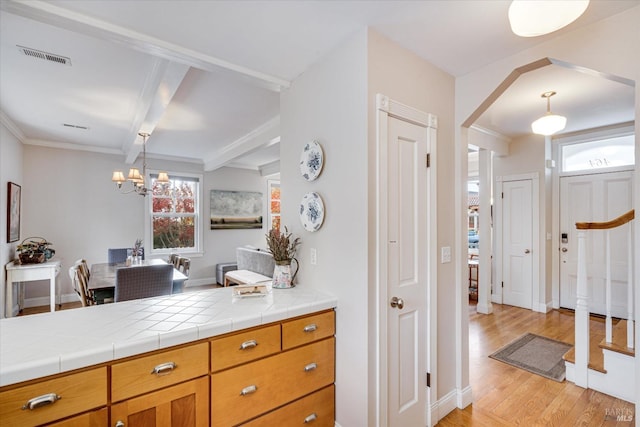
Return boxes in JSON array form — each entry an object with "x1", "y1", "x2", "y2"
[{"x1": 437, "y1": 303, "x2": 634, "y2": 426}]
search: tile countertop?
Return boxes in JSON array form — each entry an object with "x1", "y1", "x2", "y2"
[{"x1": 0, "y1": 286, "x2": 337, "y2": 387}]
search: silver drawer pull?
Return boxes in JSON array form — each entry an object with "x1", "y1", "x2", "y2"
[
  {"x1": 239, "y1": 339, "x2": 258, "y2": 350},
  {"x1": 304, "y1": 413, "x2": 318, "y2": 423},
  {"x1": 240, "y1": 385, "x2": 257, "y2": 396},
  {"x1": 304, "y1": 362, "x2": 318, "y2": 372},
  {"x1": 151, "y1": 362, "x2": 177, "y2": 376},
  {"x1": 22, "y1": 393, "x2": 61, "y2": 410},
  {"x1": 303, "y1": 324, "x2": 317, "y2": 333}
]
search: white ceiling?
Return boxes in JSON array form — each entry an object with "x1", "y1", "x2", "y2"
[{"x1": 0, "y1": 0, "x2": 637, "y2": 172}]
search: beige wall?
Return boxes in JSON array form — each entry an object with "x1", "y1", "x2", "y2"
[
  {"x1": 367, "y1": 29, "x2": 457, "y2": 409},
  {"x1": 457, "y1": 4, "x2": 639, "y2": 412}
]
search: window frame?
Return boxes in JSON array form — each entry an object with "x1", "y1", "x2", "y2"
[
  {"x1": 144, "y1": 170, "x2": 204, "y2": 257},
  {"x1": 268, "y1": 179, "x2": 281, "y2": 232}
]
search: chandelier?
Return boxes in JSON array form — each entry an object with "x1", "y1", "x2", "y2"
[
  {"x1": 111, "y1": 132, "x2": 169, "y2": 196},
  {"x1": 531, "y1": 91, "x2": 567, "y2": 136}
]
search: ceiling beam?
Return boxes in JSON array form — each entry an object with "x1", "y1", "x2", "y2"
[
  {"x1": 1, "y1": 0, "x2": 290, "y2": 92},
  {"x1": 124, "y1": 60, "x2": 190, "y2": 164},
  {"x1": 204, "y1": 117, "x2": 280, "y2": 171}
]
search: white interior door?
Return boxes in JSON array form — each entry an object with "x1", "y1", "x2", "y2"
[
  {"x1": 387, "y1": 116, "x2": 428, "y2": 427},
  {"x1": 502, "y1": 179, "x2": 533, "y2": 309},
  {"x1": 559, "y1": 171, "x2": 633, "y2": 316}
]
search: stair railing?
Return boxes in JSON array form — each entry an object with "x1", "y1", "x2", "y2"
[{"x1": 574, "y1": 209, "x2": 635, "y2": 388}]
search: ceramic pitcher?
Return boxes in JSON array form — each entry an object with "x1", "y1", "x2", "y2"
[{"x1": 272, "y1": 258, "x2": 299, "y2": 289}]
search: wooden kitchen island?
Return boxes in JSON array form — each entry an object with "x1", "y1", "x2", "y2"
[{"x1": 0, "y1": 286, "x2": 337, "y2": 426}]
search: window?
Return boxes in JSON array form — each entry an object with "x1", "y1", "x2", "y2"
[
  {"x1": 148, "y1": 173, "x2": 201, "y2": 254},
  {"x1": 561, "y1": 134, "x2": 635, "y2": 173},
  {"x1": 268, "y1": 180, "x2": 281, "y2": 231}
]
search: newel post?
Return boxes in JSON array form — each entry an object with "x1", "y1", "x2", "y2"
[{"x1": 574, "y1": 229, "x2": 589, "y2": 388}]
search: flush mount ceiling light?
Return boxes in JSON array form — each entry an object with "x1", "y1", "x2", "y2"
[
  {"x1": 531, "y1": 91, "x2": 567, "y2": 136},
  {"x1": 509, "y1": 0, "x2": 590, "y2": 37}
]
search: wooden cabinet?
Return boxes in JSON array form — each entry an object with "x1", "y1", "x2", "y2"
[
  {"x1": 210, "y1": 310, "x2": 335, "y2": 427},
  {"x1": 111, "y1": 342, "x2": 208, "y2": 402},
  {"x1": 47, "y1": 408, "x2": 108, "y2": 427},
  {"x1": 240, "y1": 385, "x2": 335, "y2": 427},
  {"x1": 111, "y1": 376, "x2": 209, "y2": 427},
  {"x1": 0, "y1": 367, "x2": 107, "y2": 427},
  {"x1": 0, "y1": 309, "x2": 334, "y2": 427}
]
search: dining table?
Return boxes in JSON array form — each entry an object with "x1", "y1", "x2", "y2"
[{"x1": 89, "y1": 259, "x2": 188, "y2": 304}]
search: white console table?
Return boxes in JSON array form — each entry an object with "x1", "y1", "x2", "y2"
[{"x1": 5, "y1": 260, "x2": 61, "y2": 318}]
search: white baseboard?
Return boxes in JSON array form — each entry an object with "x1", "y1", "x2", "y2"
[
  {"x1": 430, "y1": 385, "x2": 473, "y2": 425},
  {"x1": 534, "y1": 301, "x2": 553, "y2": 313}
]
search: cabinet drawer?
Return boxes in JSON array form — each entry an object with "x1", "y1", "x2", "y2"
[
  {"x1": 0, "y1": 367, "x2": 107, "y2": 427},
  {"x1": 111, "y1": 376, "x2": 209, "y2": 427},
  {"x1": 112, "y1": 342, "x2": 208, "y2": 402},
  {"x1": 241, "y1": 385, "x2": 335, "y2": 427},
  {"x1": 211, "y1": 337, "x2": 335, "y2": 427},
  {"x1": 211, "y1": 324, "x2": 281, "y2": 372},
  {"x1": 282, "y1": 310, "x2": 335, "y2": 350}
]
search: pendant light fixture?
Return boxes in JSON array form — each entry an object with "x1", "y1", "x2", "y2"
[
  {"x1": 531, "y1": 91, "x2": 567, "y2": 136},
  {"x1": 111, "y1": 133, "x2": 170, "y2": 196},
  {"x1": 509, "y1": 0, "x2": 590, "y2": 37}
]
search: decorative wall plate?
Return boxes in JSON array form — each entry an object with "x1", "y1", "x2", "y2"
[
  {"x1": 299, "y1": 140, "x2": 324, "y2": 181},
  {"x1": 299, "y1": 192, "x2": 325, "y2": 232}
]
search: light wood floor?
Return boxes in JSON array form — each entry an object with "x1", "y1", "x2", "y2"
[
  {"x1": 437, "y1": 301, "x2": 635, "y2": 426},
  {"x1": 20, "y1": 292, "x2": 636, "y2": 425}
]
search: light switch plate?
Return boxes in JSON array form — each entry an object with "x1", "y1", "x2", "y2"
[
  {"x1": 441, "y1": 246, "x2": 451, "y2": 263},
  {"x1": 310, "y1": 248, "x2": 317, "y2": 265}
]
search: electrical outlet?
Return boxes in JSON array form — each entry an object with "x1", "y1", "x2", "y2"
[{"x1": 310, "y1": 248, "x2": 317, "y2": 265}]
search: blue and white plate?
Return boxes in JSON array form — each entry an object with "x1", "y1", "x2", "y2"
[
  {"x1": 299, "y1": 192, "x2": 325, "y2": 232},
  {"x1": 299, "y1": 140, "x2": 324, "y2": 181}
]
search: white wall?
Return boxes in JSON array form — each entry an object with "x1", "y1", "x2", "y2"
[
  {"x1": 280, "y1": 30, "x2": 369, "y2": 426},
  {"x1": 16, "y1": 144, "x2": 271, "y2": 306},
  {"x1": 0, "y1": 123, "x2": 24, "y2": 318}
]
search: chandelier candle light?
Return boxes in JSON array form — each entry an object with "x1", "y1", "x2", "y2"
[
  {"x1": 531, "y1": 91, "x2": 567, "y2": 136},
  {"x1": 111, "y1": 132, "x2": 169, "y2": 196}
]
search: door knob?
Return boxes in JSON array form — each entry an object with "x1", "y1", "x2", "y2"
[
  {"x1": 390, "y1": 296, "x2": 404, "y2": 309},
  {"x1": 561, "y1": 247, "x2": 568, "y2": 252},
  {"x1": 524, "y1": 249, "x2": 530, "y2": 254}
]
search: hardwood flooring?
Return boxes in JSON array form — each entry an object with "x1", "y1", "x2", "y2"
[
  {"x1": 19, "y1": 290, "x2": 636, "y2": 425},
  {"x1": 436, "y1": 302, "x2": 635, "y2": 426}
]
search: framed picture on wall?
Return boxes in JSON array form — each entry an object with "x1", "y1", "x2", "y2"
[
  {"x1": 210, "y1": 190, "x2": 263, "y2": 230},
  {"x1": 7, "y1": 182, "x2": 21, "y2": 243}
]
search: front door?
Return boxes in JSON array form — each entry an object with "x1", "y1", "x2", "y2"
[
  {"x1": 559, "y1": 171, "x2": 633, "y2": 316},
  {"x1": 502, "y1": 179, "x2": 533, "y2": 309},
  {"x1": 386, "y1": 115, "x2": 429, "y2": 426}
]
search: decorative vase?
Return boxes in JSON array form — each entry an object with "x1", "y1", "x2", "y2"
[{"x1": 272, "y1": 258, "x2": 299, "y2": 289}]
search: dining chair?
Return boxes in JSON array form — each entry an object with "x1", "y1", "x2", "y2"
[
  {"x1": 178, "y1": 257, "x2": 191, "y2": 277},
  {"x1": 108, "y1": 247, "x2": 145, "y2": 264},
  {"x1": 169, "y1": 253, "x2": 180, "y2": 268},
  {"x1": 114, "y1": 264, "x2": 174, "y2": 302},
  {"x1": 68, "y1": 265, "x2": 93, "y2": 307},
  {"x1": 74, "y1": 258, "x2": 91, "y2": 282}
]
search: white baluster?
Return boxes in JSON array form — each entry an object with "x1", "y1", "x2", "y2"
[
  {"x1": 605, "y1": 230, "x2": 612, "y2": 344},
  {"x1": 627, "y1": 223, "x2": 634, "y2": 349},
  {"x1": 575, "y1": 229, "x2": 589, "y2": 388}
]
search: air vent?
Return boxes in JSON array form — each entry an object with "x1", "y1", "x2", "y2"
[
  {"x1": 63, "y1": 123, "x2": 89, "y2": 130},
  {"x1": 17, "y1": 45, "x2": 71, "y2": 66}
]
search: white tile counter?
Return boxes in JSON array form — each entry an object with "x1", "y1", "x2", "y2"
[{"x1": 0, "y1": 286, "x2": 337, "y2": 387}]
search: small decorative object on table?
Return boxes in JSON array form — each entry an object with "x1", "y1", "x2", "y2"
[
  {"x1": 265, "y1": 226, "x2": 300, "y2": 289},
  {"x1": 16, "y1": 237, "x2": 55, "y2": 264},
  {"x1": 130, "y1": 238, "x2": 143, "y2": 265}
]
